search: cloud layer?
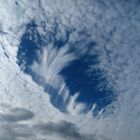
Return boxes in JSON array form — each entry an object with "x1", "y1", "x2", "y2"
[
  {"x1": 0, "y1": 0, "x2": 140, "y2": 140},
  {"x1": 0, "y1": 104, "x2": 107, "y2": 140}
]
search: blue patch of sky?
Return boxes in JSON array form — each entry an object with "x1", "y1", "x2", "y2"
[{"x1": 60, "y1": 48, "x2": 113, "y2": 111}]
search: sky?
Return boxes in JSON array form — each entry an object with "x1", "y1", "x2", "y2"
[{"x1": 0, "y1": 0, "x2": 140, "y2": 140}]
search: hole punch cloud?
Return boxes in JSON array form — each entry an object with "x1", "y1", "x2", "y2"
[{"x1": 17, "y1": 20, "x2": 115, "y2": 114}]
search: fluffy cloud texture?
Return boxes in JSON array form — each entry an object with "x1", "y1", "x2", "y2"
[
  {"x1": 0, "y1": 0, "x2": 140, "y2": 140},
  {"x1": 0, "y1": 104, "x2": 107, "y2": 140}
]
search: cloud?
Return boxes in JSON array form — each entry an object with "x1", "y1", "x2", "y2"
[
  {"x1": 0, "y1": 105, "x2": 35, "y2": 140},
  {"x1": 1, "y1": 107, "x2": 34, "y2": 122},
  {"x1": 0, "y1": 123, "x2": 35, "y2": 140},
  {"x1": 35, "y1": 120, "x2": 98, "y2": 140},
  {"x1": 0, "y1": 104, "x2": 106, "y2": 140},
  {"x1": 0, "y1": 0, "x2": 140, "y2": 140}
]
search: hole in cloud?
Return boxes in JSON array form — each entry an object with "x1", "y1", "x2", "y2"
[
  {"x1": 17, "y1": 20, "x2": 115, "y2": 114},
  {"x1": 17, "y1": 21, "x2": 42, "y2": 72},
  {"x1": 60, "y1": 50, "x2": 113, "y2": 111}
]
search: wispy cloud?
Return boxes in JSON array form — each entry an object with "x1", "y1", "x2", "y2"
[{"x1": 26, "y1": 22, "x2": 95, "y2": 114}]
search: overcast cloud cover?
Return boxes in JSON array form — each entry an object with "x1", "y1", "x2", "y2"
[{"x1": 0, "y1": 0, "x2": 140, "y2": 140}]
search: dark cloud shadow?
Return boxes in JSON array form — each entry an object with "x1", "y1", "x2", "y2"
[
  {"x1": 35, "y1": 120, "x2": 100, "y2": 140},
  {"x1": 0, "y1": 104, "x2": 109, "y2": 140},
  {"x1": 0, "y1": 104, "x2": 35, "y2": 140},
  {"x1": 1, "y1": 107, "x2": 34, "y2": 122}
]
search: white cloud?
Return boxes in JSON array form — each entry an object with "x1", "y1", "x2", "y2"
[{"x1": 0, "y1": 0, "x2": 140, "y2": 140}]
